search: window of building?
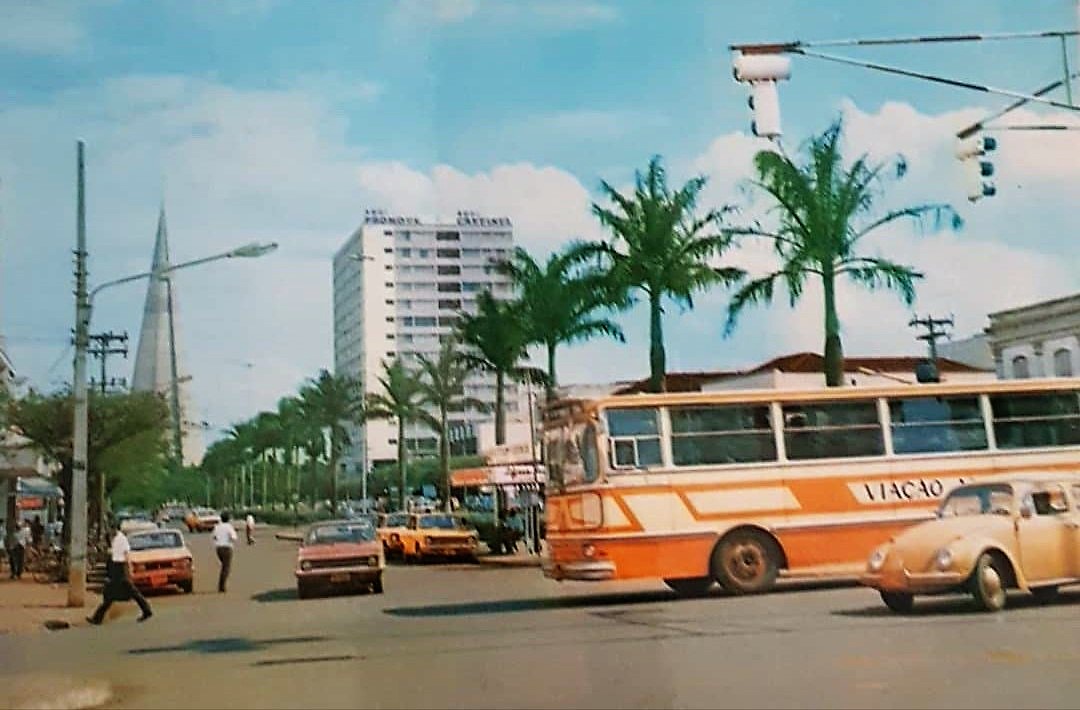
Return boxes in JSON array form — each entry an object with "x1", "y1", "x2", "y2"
[
  {"x1": 396, "y1": 248, "x2": 411, "y2": 257},
  {"x1": 990, "y1": 391, "x2": 1080, "y2": 449},
  {"x1": 606, "y1": 408, "x2": 663, "y2": 469},
  {"x1": 385, "y1": 316, "x2": 395, "y2": 322},
  {"x1": 384, "y1": 299, "x2": 394, "y2": 305},
  {"x1": 383, "y1": 230, "x2": 393, "y2": 236},
  {"x1": 438, "y1": 315, "x2": 458, "y2": 326},
  {"x1": 437, "y1": 282, "x2": 462, "y2": 292},
  {"x1": 436, "y1": 231, "x2": 461, "y2": 241},
  {"x1": 384, "y1": 247, "x2": 393, "y2": 254},
  {"x1": 783, "y1": 401, "x2": 884, "y2": 460},
  {"x1": 1054, "y1": 348, "x2": 1073, "y2": 377},
  {"x1": 1012, "y1": 355, "x2": 1030, "y2": 379},
  {"x1": 384, "y1": 282, "x2": 394, "y2": 288},
  {"x1": 413, "y1": 316, "x2": 437, "y2": 327},
  {"x1": 418, "y1": 249, "x2": 430, "y2": 258},
  {"x1": 438, "y1": 299, "x2": 462, "y2": 310},
  {"x1": 438, "y1": 265, "x2": 461, "y2": 275},
  {"x1": 437, "y1": 248, "x2": 461, "y2": 258},
  {"x1": 669, "y1": 405, "x2": 777, "y2": 466},
  {"x1": 888, "y1": 396, "x2": 988, "y2": 454}
]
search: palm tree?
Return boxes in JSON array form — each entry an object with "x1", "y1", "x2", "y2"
[
  {"x1": 415, "y1": 336, "x2": 488, "y2": 512},
  {"x1": 365, "y1": 358, "x2": 426, "y2": 511},
  {"x1": 456, "y1": 290, "x2": 545, "y2": 445},
  {"x1": 226, "y1": 420, "x2": 257, "y2": 508},
  {"x1": 275, "y1": 396, "x2": 309, "y2": 509},
  {"x1": 297, "y1": 370, "x2": 366, "y2": 515},
  {"x1": 725, "y1": 120, "x2": 962, "y2": 386},
  {"x1": 498, "y1": 245, "x2": 624, "y2": 400},
  {"x1": 590, "y1": 155, "x2": 745, "y2": 393}
]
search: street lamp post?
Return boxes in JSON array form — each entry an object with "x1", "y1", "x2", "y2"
[{"x1": 67, "y1": 145, "x2": 277, "y2": 607}]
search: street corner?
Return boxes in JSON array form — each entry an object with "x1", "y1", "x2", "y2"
[{"x1": 0, "y1": 673, "x2": 113, "y2": 710}]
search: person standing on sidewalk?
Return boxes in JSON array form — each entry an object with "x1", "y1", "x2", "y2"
[
  {"x1": 7, "y1": 521, "x2": 30, "y2": 579},
  {"x1": 88, "y1": 522, "x2": 152, "y2": 624},
  {"x1": 212, "y1": 512, "x2": 238, "y2": 592},
  {"x1": 244, "y1": 513, "x2": 256, "y2": 546}
]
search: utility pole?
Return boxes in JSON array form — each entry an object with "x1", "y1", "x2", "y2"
[
  {"x1": 909, "y1": 314, "x2": 954, "y2": 379},
  {"x1": 69, "y1": 140, "x2": 89, "y2": 608},
  {"x1": 88, "y1": 331, "x2": 128, "y2": 395}
]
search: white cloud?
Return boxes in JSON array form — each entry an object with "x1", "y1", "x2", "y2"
[{"x1": 0, "y1": 0, "x2": 102, "y2": 55}]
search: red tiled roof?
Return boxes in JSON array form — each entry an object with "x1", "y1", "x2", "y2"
[
  {"x1": 746, "y1": 352, "x2": 990, "y2": 375},
  {"x1": 612, "y1": 351, "x2": 990, "y2": 395}
]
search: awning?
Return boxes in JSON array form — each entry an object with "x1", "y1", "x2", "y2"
[
  {"x1": 17, "y1": 476, "x2": 63, "y2": 499},
  {"x1": 451, "y1": 463, "x2": 546, "y2": 488}
]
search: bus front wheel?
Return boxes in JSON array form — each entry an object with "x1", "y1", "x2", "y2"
[{"x1": 711, "y1": 529, "x2": 779, "y2": 594}]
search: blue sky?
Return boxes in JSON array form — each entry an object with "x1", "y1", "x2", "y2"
[{"x1": 2, "y1": 0, "x2": 1079, "y2": 440}]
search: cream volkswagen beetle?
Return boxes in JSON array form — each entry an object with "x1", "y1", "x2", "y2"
[{"x1": 861, "y1": 475, "x2": 1080, "y2": 613}]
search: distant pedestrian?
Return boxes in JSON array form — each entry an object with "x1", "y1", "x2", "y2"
[
  {"x1": 7, "y1": 521, "x2": 30, "y2": 579},
  {"x1": 245, "y1": 513, "x2": 256, "y2": 546},
  {"x1": 88, "y1": 523, "x2": 152, "y2": 625},
  {"x1": 212, "y1": 512, "x2": 238, "y2": 592},
  {"x1": 30, "y1": 515, "x2": 45, "y2": 549}
]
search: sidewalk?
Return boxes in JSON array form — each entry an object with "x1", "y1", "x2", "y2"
[
  {"x1": 475, "y1": 550, "x2": 543, "y2": 568},
  {"x1": 0, "y1": 578, "x2": 101, "y2": 635}
]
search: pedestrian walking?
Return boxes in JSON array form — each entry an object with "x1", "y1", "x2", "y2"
[
  {"x1": 30, "y1": 515, "x2": 45, "y2": 549},
  {"x1": 212, "y1": 512, "x2": 238, "y2": 592},
  {"x1": 87, "y1": 523, "x2": 153, "y2": 624},
  {"x1": 245, "y1": 513, "x2": 256, "y2": 546},
  {"x1": 7, "y1": 521, "x2": 30, "y2": 579}
]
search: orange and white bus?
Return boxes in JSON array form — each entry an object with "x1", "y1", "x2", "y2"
[{"x1": 541, "y1": 377, "x2": 1080, "y2": 595}]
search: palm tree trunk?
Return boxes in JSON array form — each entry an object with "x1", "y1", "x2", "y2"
[
  {"x1": 822, "y1": 269, "x2": 844, "y2": 387},
  {"x1": 648, "y1": 291, "x2": 666, "y2": 393},
  {"x1": 440, "y1": 407, "x2": 451, "y2": 513},
  {"x1": 495, "y1": 370, "x2": 506, "y2": 445},
  {"x1": 397, "y1": 419, "x2": 407, "y2": 511},
  {"x1": 329, "y1": 440, "x2": 339, "y2": 517},
  {"x1": 546, "y1": 342, "x2": 557, "y2": 401}
]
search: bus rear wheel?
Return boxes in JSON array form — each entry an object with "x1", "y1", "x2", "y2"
[
  {"x1": 663, "y1": 577, "x2": 713, "y2": 597},
  {"x1": 711, "y1": 529, "x2": 779, "y2": 594}
]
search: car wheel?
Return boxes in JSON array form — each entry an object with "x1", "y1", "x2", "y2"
[
  {"x1": 970, "y1": 553, "x2": 1008, "y2": 612},
  {"x1": 711, "y1": 529, "x2": 779, "y2": 594},
  {"x1": 663, "y1": 577, "x2": 713, "y2": 597},
  {"x1": 879, "y1": 591, "x2": 914, "y2": 613},
  {"x1": 372, "y1": 575, "x2": 384, "y2": 594},
  {"x1": 1031, "y1": 585, "x2": 1059, "y2": 604},
  {"x1": 178, "y1": 579, "x2": 193, "y2": 594}
]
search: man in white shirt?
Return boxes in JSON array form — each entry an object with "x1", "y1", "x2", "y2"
[
  {"x1": 212, "y1": 512, "x2": 239, "y2": 592},
  {"x1": 244, "y1": 513, "x2": 256, "y2": 546},
  {"x1": 8, "y1": 521, "x2": 31, "y2": 579},
  {"x1": 88, "y1": 522, "x2": 152, "y2": 624}
]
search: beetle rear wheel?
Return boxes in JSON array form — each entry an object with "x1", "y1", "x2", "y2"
[{"x1": 970, "y1": 553, "x2": 1007, "y2": 612}]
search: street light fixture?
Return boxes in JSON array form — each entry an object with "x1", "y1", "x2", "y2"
[{"x1": 68, "y1": 141, "x2": 278, "y2": 607}]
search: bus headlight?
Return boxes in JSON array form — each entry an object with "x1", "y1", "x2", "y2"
[
  {"x1": 867, "y1": 548, "x2": 887, "y2": 573},
  {"x1": 934, "y1": 548, "x2": 953, "y2": 571}
]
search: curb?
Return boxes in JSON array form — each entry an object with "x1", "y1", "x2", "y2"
[{"x1": 3, "y1": 675, "x2": 112, "y2": 710}]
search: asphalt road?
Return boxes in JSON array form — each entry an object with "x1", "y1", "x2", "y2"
[{"x1": 2, "y1": 527, "x2": 1079, "y2": 709}]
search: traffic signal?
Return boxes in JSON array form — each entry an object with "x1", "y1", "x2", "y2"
[
  {"x1": 732, "y1": 52, "x2": 792, "y2": 139},
  {"x1": 955, "y1": 133, "x2": 997, "y2": 202}
]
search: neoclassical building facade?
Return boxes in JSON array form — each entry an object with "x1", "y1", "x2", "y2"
[{"x1": 985, "y1": 293, "x2": 1080, "y2": 380}]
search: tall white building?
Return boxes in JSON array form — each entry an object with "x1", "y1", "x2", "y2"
[{"x1": 333, "y1": 209, "x2": 520, "y2": 474}]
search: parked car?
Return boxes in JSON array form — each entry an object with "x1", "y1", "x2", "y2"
[
  {"x1": 118, "y1": 511, "x2": 158, "y2": 534},
  {"x1": 295, "y1": 520, "x2": 384, "y2": 599},
  {"x1": 157, "y1": 505, "x2": 188, "y2": 524},
  {"x1": 127, "y1": 528, "x2": 194, "y2": 594},
  {"x1": 377, "y1": 512, "x2": 410, "y2": 557},
  {"x1": 184, "y1": 507, "x2": 221, "y2": 533},
  {"x1": 861, "y1": 475, "x2": 1080, "y2": 613},
  {"x1": 398, "y1": 513, "x2": 479, "y2": 562}
]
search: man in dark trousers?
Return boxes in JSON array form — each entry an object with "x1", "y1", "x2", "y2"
[
  {"x1": 88, "y1": 522, "x2": 152, "y2": 625},
  {"x1": 212, "y1": 511, "x2": 238, "y2": 592}
]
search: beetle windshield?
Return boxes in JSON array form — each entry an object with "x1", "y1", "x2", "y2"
[
  {"x1": 938, "y1": 484, "x2": 1014, "y2": 517},
  {"x1": 306, "y1": 523, "x2": 376, "y2": 544},
  {"x1": 129, "y1": 532, "x2": 183, "y2": 551}
]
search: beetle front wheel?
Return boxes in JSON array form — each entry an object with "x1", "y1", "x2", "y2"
[{"x1": 970, "y1": 553, "x2": 1007, "y2": 612}]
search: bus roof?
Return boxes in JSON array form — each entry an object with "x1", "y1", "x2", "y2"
[{"x1": 543, "y1": 377, "x2": 1080, "y2": 426}]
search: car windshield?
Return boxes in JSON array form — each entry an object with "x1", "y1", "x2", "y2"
[
  {"x1": 129, "y1": 532, "x2": 183, "y2": 551},
  {"x1": 383, "y1": 514, "x2": 408, "y2": 527},
  {"x1": 938, "y1": 484, "x2": 1015, "y2": 517},
  {"x1": 418, "y1": 515, "x2": 462, "y2": 530},
  {"x1": 306, "y1": 523, "x2": 376, "y2": 544}
]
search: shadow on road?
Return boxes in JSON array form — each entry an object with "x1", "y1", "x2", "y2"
[
  {"x1": 128, "y1": 634, "x2": 329, "y2": 656},
  {"x1": 834, "y1": 588, "x2": 1080, "y2": 618},
  {"x1": 251, "y1": 588, "x2": 297, "y2": 603}
]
